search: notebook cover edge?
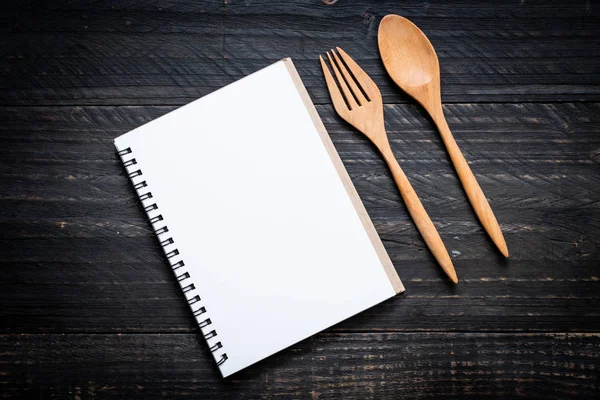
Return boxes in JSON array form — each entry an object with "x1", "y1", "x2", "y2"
[{"x1": 282, "y1": 57, "x2": 405, "y2": 295}]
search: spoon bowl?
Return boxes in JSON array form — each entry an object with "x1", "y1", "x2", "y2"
[{"x1": 379, "y1": 15, "x2": 438, "y2": 90}]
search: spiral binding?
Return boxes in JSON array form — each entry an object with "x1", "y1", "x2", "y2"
[{"x1": 117, "y1": 146, "x2": 228, "y2": 368}]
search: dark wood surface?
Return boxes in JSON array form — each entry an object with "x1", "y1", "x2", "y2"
[{"x1": 1, "y1": 0, "x2": 599, "y2": 398}]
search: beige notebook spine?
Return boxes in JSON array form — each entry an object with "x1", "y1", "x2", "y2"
[{"x1": 283, "y1": 58, "x2": 404, "y2": 294}]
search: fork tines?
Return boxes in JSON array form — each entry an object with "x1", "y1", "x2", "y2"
[{"x1": 319, "y1": 47, "x2": 381, "y2": 114}]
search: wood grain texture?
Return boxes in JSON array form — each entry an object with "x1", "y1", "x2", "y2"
[
  {"x1": 1, "y1": 0, "x2": 598, "y2": 105},
  {"x1": 0, "y1": 102, "x2": 598, "y2": 337},
  {"x1": 1, "y1": 333, "x2": 598, "y2": 399},
  {"x1": 1, "y1": 0, "x2": 600, "y2": 397}
]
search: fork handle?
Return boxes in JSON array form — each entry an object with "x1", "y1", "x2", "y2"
[
  {"x1": 380, "y1": 148, "x2": 458, "y2": 283},
  {"x1": 432, "y1": 111, "x2": 509, "y2": 258}
]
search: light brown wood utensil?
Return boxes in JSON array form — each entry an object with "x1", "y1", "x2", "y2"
[
  {"x1": 320, "y1": 47, "x2": 458, "y2": 283},
  {"x1": 378, "y1": 15, "x2": 509, "y2": 258}
]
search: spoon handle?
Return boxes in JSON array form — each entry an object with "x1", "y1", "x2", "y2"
[
  {"x1": 432, "y1": 111, "x2": 509, "y2": 257},
  {"x1": 379, "y1": 146, "x2": 458, "y2": 283}
]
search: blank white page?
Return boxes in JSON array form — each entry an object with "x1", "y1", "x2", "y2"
[{"x1": 115, "y1": 58, "x2": 403, "y2": 377}]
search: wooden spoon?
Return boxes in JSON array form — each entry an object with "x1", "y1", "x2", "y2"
[{"x1": 378, "y1": 14, "x2": 509, "y2": 257}]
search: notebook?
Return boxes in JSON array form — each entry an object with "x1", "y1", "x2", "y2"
[{"x1": 115, "y1": 58, "x2": 404, "y2": 377}]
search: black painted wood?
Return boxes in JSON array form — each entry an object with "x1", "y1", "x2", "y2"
[
  {"x1": 2, "y1": 333, "x2": 599, "y2": 399},
  {"x1": 1, "y1": 0, "x2": 599, "y2": 398},
  {"x1": 1, "y1": 0, "x2": 599, "y2": 105}
]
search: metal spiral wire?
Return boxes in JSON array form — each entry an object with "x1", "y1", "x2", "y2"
[{"x1": 117, "y1": 146, "x2": 228, "y2": 368}]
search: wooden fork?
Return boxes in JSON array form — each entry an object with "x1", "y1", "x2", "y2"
[{"x1": 320, "y1": 47, "x2": 458, "y2": 283}]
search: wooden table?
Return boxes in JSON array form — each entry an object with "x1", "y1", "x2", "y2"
[{"x1": 2, "y1": 1, "x2": 599, "y2": 398}]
